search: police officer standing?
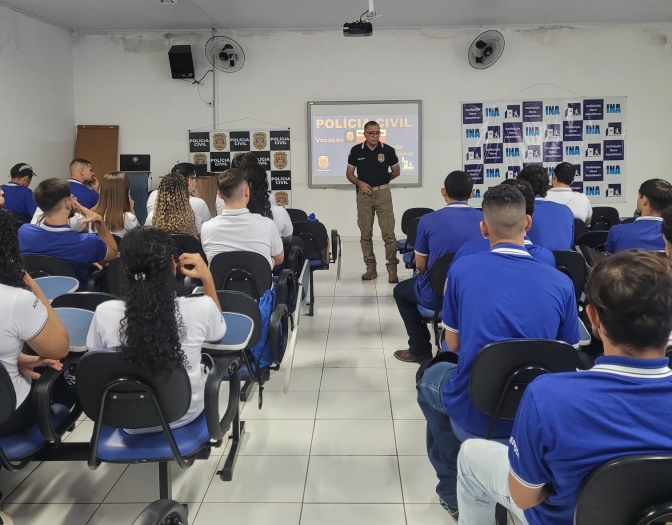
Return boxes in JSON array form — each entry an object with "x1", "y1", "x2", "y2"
[{"x1": 346, "y1": 121, "x2": 400, "y2": 283}]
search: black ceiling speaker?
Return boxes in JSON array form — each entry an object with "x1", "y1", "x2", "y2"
[{"x1": 168, "y1": 45, "x2": 195, "y2": 79}]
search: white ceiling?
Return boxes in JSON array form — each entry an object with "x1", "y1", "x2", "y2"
[{"x1": 2, "y1": 0, "x2": 672, "y2": 31}]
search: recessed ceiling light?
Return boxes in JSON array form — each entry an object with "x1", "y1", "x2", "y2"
[{"x1": 157, "y1": 0, "x2": 177, "y2": 4}]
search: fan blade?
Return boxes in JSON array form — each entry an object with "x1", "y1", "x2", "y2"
[
  {"x1": 475, "y1": 40, "x2": 487, "y2": 49},
  {"x1": 222, "y1": 44, "x2": 233, "y2": 51}
]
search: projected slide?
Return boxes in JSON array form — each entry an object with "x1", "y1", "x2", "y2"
[{"x1": 307, "y1": 101, "x2": 422, "y2": 188}]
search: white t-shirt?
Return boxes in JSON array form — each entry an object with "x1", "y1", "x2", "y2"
[
  {"x1": 145, "y1": 209, "x2": 203, "y2": 234},
  {"x1": 201, "y1": 208, "x2": 284, "y2": 266},
  {"x1": 90, "y1": 212, "x2": 138, "y2": 238},
  {"x1": 32, "y1": 208, "x2": 87, "y2": 232},
  {"x1": 215, "y1": 195, "x2": 293, "y2": 238},
  {"x1": 0, "y1": 284, "x2": 48, "y2": 407},
  {"x1": 545, "y1": 187, "x2": 593, "y2": 223},
  {"x1": 146, "y1": 190, "x2": 211, "y2": 224},
  {"x1": 86, "y1": 295, "x2": 226, "y2": 434}
]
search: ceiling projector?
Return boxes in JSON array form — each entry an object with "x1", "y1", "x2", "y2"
[{"x1": 344, "y1": 0, "x2": 376, "y2": 37}]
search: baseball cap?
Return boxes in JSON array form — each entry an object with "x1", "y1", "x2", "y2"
[{"x1": 10, "y1": 163, "x2": 37, "y2": 178}]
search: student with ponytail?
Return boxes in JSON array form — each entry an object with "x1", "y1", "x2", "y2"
[{"x1": 86, "y1": 226, "x2": 226, "y2": 433}]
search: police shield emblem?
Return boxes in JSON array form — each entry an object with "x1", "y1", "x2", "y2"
[
  {"x1": 378, "y1": 153, "x2": 385, "y2": 163},
  {"x1": 212, "y1": 133, "x2": 227, "y2": 151},
  {"x1": 318, "y1": 156, "x2": 329, "y2": 170},
  {"x1": 275, "y1": 191, "x2": 289, "y2": 207},
  {"x1": 193, "y1": 153, "x2": 208, "y2": 165},
  {"x1": 346, "y1": 131, "x2": 355, "y2": 142},
  {"x1": 253, "y1": 132, "x2": 267, "y2": 150},
  {"x1": 273, "y1": 152, "x2": 288, "y2": 170}
]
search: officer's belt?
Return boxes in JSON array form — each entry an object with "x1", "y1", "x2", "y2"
[{"x1": 370, "y1": 184, "x2": 389, "y2": 191}]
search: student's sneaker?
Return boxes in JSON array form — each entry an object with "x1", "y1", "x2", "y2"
[
  {"x1": 0, "y1": 510, "x2": 14, "y2": 524},
  {"x1": 439, "y1": 498, "x2": 459, "y2": 520}
]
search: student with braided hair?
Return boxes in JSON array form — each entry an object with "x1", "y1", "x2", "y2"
[{"x1": 145, "y1": 172, "x2": 200, "y2": 237}]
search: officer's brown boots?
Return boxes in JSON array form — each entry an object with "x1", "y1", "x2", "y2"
[
  {"x1": 361, "y1": 265, "x2": 378, "y2": 280},
  {"x1": 387, "y1": 265, "x2": 399, "y2": 284}
]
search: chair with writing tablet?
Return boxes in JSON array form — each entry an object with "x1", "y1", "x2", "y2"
[
  {"x1": 416, "y1": 252, "x2": 455, "y2": 352},
  {"x1": 397, "y1": 207, "x2": 433, "y2": 254}
]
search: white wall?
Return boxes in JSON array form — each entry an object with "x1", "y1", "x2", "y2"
[
  {"x1": 0, "y1": 6, "x2": 75, "y2": 180},
  {"x1": 73, "y1": 25, "x2": 672, "y2": 236}
]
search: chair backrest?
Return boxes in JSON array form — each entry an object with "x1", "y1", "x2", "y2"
[
  {"x1": 575, "y1": 231, "x2": 609, "y2": 251},
  {"x1": 401, "y1": 208, "x2": 433, "y2": 235},
  {"x1": 106, "y1": 258, "x2": 123, "y2": 298},
  {"x1": 574, "y1": 218, "x2": 589, "y2": 244},
  {"x1": 578, "y1": 245, "x2": 609, "y2": 268},
  {"x1": 216, "y1": 290, "x2": 263, "y2": 350},
  {"x1": 575, "y1": 455, "x2": 672, "y2": 525},
  {"x1": 111, "y1": 234, "x2": 123, "y2": 250},
  {"x1": 469, "y1": 340, "x2": 581, "y2": 429},
  {"x1": 170, "y1": 234, "x2": 207, "y2": 264},
  {"x1": 51, "y1": 292, "x2": 118, "y2": 311},
  {"x1": 620, "y1": 216, "x2": 636, "y2": 224},
  {"x1": 0, "y1": 365, "x2": 17, "y2": 427},
  {"x1": 209, "y1": 251, "x2": 272, "y2": 301},
  {"x1": 590, "y1": 206, "x2": 620, "y2": 231},
  {"x1": 552, "y1": 250, "x2": 588, "y2": 299},
  {"x1": 286, "y1": 208, "x2": 308, "y2": 223},
  {"x1": 405, "y1": 217, "x2": 422, "y2": 249},
  {"x1": 76, "y1": 350, "x2": 191, "y2": 429},
  {"x1": 22, "y1": 255, "x2": 77, "y2": 279},
  {"x1": 429, "y1": 252, "x2": 455, "y2": 297},
  {"x1": 9, "y1": 211, "x2": 28, "y2": 226},
  {"x1": 293, "y1": 220, "x2": 329, "y2": 262}
]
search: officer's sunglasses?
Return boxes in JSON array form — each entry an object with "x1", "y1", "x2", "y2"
[{"x1": 366, "y1": 131, "x2": 382, "y2": 136}]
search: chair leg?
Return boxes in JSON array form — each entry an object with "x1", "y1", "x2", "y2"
[
  {"x1": 495, "y1": 503, "x2": 508, "y2": 525},
  {"x1": 307, "y1": 269, "x2": 315, "y2": 317},
  {"x1": 239, "y1": 379, "x2": 255, "y2": 402},
  {"x1": 218, "y1": 409, "x2": 245, "y2": 481},
  {"x1": 158, "y1": 462, "x2": 173, "y2": 500}
]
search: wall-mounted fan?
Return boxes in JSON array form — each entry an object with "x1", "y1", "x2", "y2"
[
  {"x1": 205, "y1": 36, "x2": 245, "y2": 73},
  {"x1": 468, "y1": 30, "x2": 505, "y2": 70}
]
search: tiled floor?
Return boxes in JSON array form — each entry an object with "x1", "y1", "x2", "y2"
[{"x1": 0, "y1": 240, "x2": 454, "y2": 525}]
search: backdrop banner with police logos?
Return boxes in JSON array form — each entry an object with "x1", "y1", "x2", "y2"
[
  {"x1": 461, "y1": 97, "x2": 626, "y2": 204},
  {"x1": 188, "y1": 128, "x2": 292, "y2": 207}
]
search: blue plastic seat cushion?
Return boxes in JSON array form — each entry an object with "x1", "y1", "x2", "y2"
[
  {"x1": 0, "y1": 403, "x2": 70, "y2": 460},
  {"x1": 96, "y1": 411, "x2": 211, "y2": 462},
  {"x1": 450, "y1": 420, "x2": 509, "y2": 446},
  {"x1": 403, "y1": 252, "x2": 414, "y2": 264},
  {"x1": 396, "y1": 240, "x2": 407, "y2": 250},
  {"x1": 309, "y1": 259, "x2": 326, "y2": 268},
  {"x1": 417, "y1": 305, "x2": 437, "y2": 318}
]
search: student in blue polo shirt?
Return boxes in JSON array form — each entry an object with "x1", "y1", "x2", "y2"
[
  {"x1": 457, "y1": 251, "x2": 672, "y2": 525},
  {"x1": 416, "y1": 184, "x2": 578, "y2": 518},
  {"x1": 453, "y1": 179, "x2": 555, "y2": 267},
  {"x1": 517, "y1": 164, "x2": 574, "y2": 250},
  {"x1": 393, "y1": 171, "x2": 483, "y2": 363},
  {"x1": 19, "y1": 178, "x2": 117, "y2": 288},
  {"x1": 605, "y1": 178, "x2": 672, "y2": 253},
  {"x1": 2, "y1": 163, "x2": 38, "y2": 222},
  {"x1": 67, "y1": 158, "x2": 99, "y2": 209}
]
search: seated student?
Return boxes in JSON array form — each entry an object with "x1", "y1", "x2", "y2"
[
  {"x1": 660, "y1": 206, "x2": 672, "y2": 348},
  {"x1": 2, "y1": 163, "x2": 38, "y2": 222},
  {"x1": 453, "y1": 179, "x2": 555, "y2": 267},
  {"x1": 86, "y1": 227, "x2": 226, "y2": 434},
  {"x1": 417, "y1": 184, "x2": 579, "y2": 518},
  {"x1": 517, "y1": 164, "x2": 574, "y2": 250},
  {"x1": 146, "y1": 163, "x2": 211, "y2": 224},
  {"x1": 245, "y1": 164, "x2": 293, "y2": 242},
  {"x1": 0, "y1": 206, "x2": 69, "y2": 437},
  {"x1": 216, "y1": 153, "x2": 260, "y2": 215},
  {"x1": 18, "y1": 178, "x2": 118, "y2": 287},
  {"x1": 393, "y1": 171, "x2": 483, "y2": 364},
  {"x1": 201, "y1": 168, "x2": 284, "y2": 267},
  {"x1": 545, "y1": 162, "x2": 592, "y2": 225},
  {"x1": 68, "y1": 158, "x2": 99, "y2": 209},
  {"x1": 91, "y1": 172, "x2": 138, "y2": 238},
  {"x1": 605, "y1": 178, "x2": 672, "y2": 253},
  {"x1": 457, "y1": 251, "x2": 672, "y2": 525},
  {"x1": 145, "y1": 172, "x2": 201, "y2": 237}
]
